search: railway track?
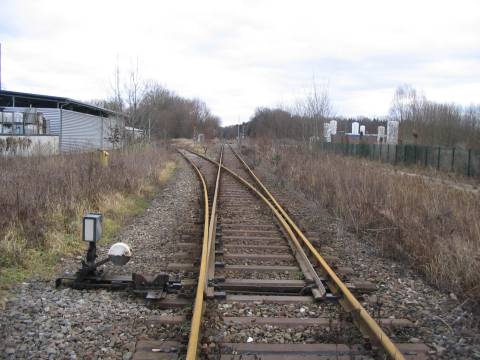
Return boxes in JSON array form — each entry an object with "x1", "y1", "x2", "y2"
[{"x1": 133, "y1": 143, "x2": 429, "y2": 360}]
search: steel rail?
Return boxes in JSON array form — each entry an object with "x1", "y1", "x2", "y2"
[
  {"x1": 228, "y1": 144, "x2": 405, "y2": 360},
  {"x1": 206, "y1": 145, "x2": 223, "y2": 296},
  {"x1": 184, "y1": 146, "x2": 405, "y2": 360},
  {"x1": 181, "y1": 148, "x2": 326, "y2": 298},
  {"x1": 177, "y1": 150, "x2": 210, "y2": 360}
]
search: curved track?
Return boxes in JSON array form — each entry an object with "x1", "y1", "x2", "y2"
[{"x1": 174, "y1": 144, "x2": 429, "y2": 360}]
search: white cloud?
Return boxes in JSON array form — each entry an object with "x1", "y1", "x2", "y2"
[{"x1": 1, "y1": 0, "x2": 479, "y2": 125}]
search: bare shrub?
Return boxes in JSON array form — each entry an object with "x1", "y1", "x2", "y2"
[{"x1": 0, "y1": 144, "x2": 172, "y2": 267}]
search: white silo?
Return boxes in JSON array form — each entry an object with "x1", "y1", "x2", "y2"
[
  {"x1": 323, "y1": 123, "x2": 331, "y2": 142},
  {"x1": 329, "y1": 120, "x2": 337, "y2": 135},
  {"x1": 387, "y1": 121, "x2": 399, "y2": 144},
  {"x1": 351, "y1": 122, "x2": 359, "y2": 135},
  {"x1": 377, "y1": 126, "x2": 386, "y2": 143},
  {"x1": 359, "y1": 125, "x2": 366, "y2": 135}
]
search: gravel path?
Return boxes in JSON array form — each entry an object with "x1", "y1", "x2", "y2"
[
  {"x1": 252, "y1": 151, "x2": 480, "y2": 359},
  {"x1": 0, "y1": 155, "x2": 199, "y2": 360}
]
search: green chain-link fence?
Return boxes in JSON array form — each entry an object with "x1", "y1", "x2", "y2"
[{"x1": 314, "y1": 142, "x2": 480, "y2": 177}]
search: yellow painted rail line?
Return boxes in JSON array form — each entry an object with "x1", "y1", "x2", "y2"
[
  {"x1": 177, "y1": 150, "x2": 210, "y2": 360},
  {"x1": 184, "y1": 146, "x2": 406, "y2": 360},
  {"x1": 207, "y1": 146, "x2": 223, "y2": 296}
]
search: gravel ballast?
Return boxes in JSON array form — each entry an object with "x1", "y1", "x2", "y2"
[
  {"x1": 251, "y1": 149, "x2": 480, "y2": 360},
  {"x1": 0, "y1": 156, "x2": 199, "y2": 359}
]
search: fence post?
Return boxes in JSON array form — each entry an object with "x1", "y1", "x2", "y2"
[
  {"x1": 424, "y1": 147, "x2": 428, "y2": 167},
  {"x1": 403, "y1": 145, "x2": 407, "y2": 164},
  {"x1": 387, "y1": 144, "x2": 390, "y2": 163},
  {"x1": 437, "y1": 147, "x2": 441, "y2": 170},
  {"x1": 467, "y1": 149, "x2": 472, "y2": 177},
  {"x1": 451, "y1": 147, "x2": 455, "y2": 172},
  {"x1": 414, "y1": 145, "x2": 417, "y2": 164}
]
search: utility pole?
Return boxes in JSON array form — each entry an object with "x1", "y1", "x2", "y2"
[
  {"x1": 0, "y1": 43, "x2": 2, "y2": 90},
  {"x1": 148, "y1": 117, "x2": 151, "y2": 142}
]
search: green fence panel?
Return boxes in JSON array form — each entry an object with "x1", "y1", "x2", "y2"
[{"x1": 313, "y1": 141, "x2": 479, "y2": 178}]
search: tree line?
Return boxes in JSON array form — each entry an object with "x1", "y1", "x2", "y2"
[
  {"x1": 390, "y1": 85, "x2": 480, "y2": 149},
  {"x1": 225, "y1": 84, "x2": 480, "y2": 150},
  {"x1": 90, "y1": 62, "x2": 221, "y2": 141}
]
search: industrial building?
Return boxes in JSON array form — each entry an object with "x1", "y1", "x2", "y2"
[{"x1": 0, "y1": 90, "x2": 126, "y2": 155}]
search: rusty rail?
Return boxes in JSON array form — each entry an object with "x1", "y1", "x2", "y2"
[
  {"x1": 229, "y1": 144, "x2": 406, "y2": 360},
  {"x1": 184, "y1": 146, "x2": 406, "y2": 360},
  {"x1": 177, "y1": 150, "x2": 210, "y2": 360},
  {"x1": 206, "y1": 146, "x2": 223, "y2": 296}
]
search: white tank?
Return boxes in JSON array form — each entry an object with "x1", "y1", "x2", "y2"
[
  {"x1": 377, "y1": 126, "x2": 385, "y2": 136},
  {"x1": 351, "y1": 122, "x2": 359, "y2": 135},
  {"x1": 387, "y1": 121, "x2": 399, "y2": 144},
  {"x1": 329, "y1": 120, "x2": 337, "y2": 135},
  {"x1": 377, "y1": 126, "x2": 386, "y2": 143},
  {"x1": 359, "y1": 125, "x2": 366, "y2": 135},
  {"x1": 323, "y1": 123, "x2": 331, "y2": 142}
]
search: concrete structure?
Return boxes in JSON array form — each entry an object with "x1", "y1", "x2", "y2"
[
  {"x1": 377, "y1": 126, "x2": 386, "y2": 143},
  {"x1": 323, "y1": 123, "x2": 331, "y2": 142},
  {"x1": 0, "y1": 135, "x2": 58, "y2": 156},
  {"x1": 387, "y1": 120, "x2": 399, "y2": 144},
  {"x1": 351, "y1": 122, "x2": 359, "y2": 135},
  {"x1": 0, "y1": 90, "x2": 126, "y2": 154},
  {"x1": 329, "y1": 120, "x2": 337, "y2": 135}
]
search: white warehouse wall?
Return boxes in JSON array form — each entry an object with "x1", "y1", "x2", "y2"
[{"x1": 2, "y1": 107, "x2": 124, "y2": 153}]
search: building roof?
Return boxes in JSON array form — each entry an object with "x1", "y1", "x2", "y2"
[{"x1": 0, "y1": 90, "x2": 127, "y2": 118}]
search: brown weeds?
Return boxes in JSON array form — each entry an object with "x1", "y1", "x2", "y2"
[
  {"x1": 0, "y1": 143, "x2": 172, "y2": 269},
  {"x1": 255, "y1": 142, "x2": 480, "y2": 299}
]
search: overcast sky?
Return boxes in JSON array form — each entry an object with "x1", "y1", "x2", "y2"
[{"x1": 1, "y1": 0, "x2": 479, "y2": 125}]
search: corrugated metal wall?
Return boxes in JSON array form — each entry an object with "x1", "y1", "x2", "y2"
[
  {"x1": 3, "y1": 107, "x2": 124, "y2": 153},
  {"x1": 60, "y1": 109, "x2": 103, "y2": 152}
]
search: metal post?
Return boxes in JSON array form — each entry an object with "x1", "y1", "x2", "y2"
[
  {"x1": 148, "y1": 117, "x2": 151, "y2": 142},
  {"x1": 424, "y1": 147, "x2": 428, "y2": 167},
  {"x1": 59, "y1": 107, "x2": 63, "y2": 153},
  {"x1": 387, "y1": 144, "x2": 390, "y2": 163},
  {"x1": 437, "y1": 147, "x2": 441, "y2": 170},
  {"x1": 100, "y1": 118, "x2": 104, "y2": 150},
  {"x1": 403, "y1": 145, "x2": 407, "y2": 164},
  {"x1": 414, "y1": 145, "x2": 417, "y2": 164},
  {"x1": 467, "y1": 149, "x2": 472, "y2": 177},
  {"x1": 451, "y1": 147, "x2": 456, "y2": 172}
]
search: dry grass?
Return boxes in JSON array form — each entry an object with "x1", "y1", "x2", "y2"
[
  {"x1": 0, "y1": 143, "x2": 174, "y2": 288},
  {"x1": 252, "y1": 141, "x2": 480, "y2": 300}
]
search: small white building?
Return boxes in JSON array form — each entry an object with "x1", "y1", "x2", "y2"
[{"x1": 125, "y1": 126, "x2": 144, "y2": 139}]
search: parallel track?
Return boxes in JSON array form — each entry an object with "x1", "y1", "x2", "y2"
[{"x1": 138, "y1": 144, "x2": 429, "y2": 360}]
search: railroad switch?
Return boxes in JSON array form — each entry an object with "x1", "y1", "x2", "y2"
[
  {"x1": 56, "y1": 244, "x2": 184, "y2": 299},
  {"x1": 55, "y1": 213, "x2": 184, "y2": 300}
]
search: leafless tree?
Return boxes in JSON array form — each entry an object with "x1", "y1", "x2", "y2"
[
  {"x1": 389, "y1": 85, "x2": 480, "y2": 149},
  {"x1": 124, "y1": 57, "x2": 144, "y2": 133}
]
